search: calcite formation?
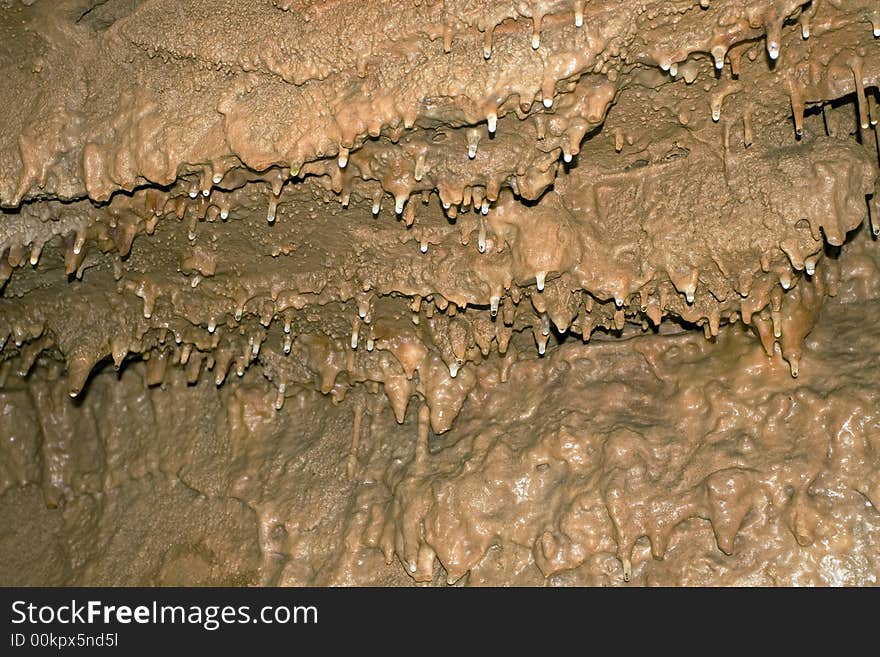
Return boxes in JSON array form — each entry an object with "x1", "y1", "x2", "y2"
[{"x1": 0, "y1": 0, "x2": 879, "y2": 585}]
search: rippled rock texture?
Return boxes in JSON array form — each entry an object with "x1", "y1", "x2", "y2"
[{"x1": 0, "y1": 0, "x2": 879, "y2": 585}]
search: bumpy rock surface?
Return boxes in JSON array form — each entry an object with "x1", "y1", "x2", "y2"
[{"x1": 0, "y1": 0, "x2": 879, "y2": 585}]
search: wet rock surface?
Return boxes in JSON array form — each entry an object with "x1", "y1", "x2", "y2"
[{"x1": 0, "y1": 0, "x2": 878, "y2": 585}]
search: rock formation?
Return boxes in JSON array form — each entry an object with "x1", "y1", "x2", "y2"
[{"x1": 0, "y1": 0, "x2": 878, "y2": 585}]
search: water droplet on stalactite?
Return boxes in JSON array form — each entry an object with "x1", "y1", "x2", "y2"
[
  {"x1": 275, "y1": 383, "x2": 286, "y2": 410},
  {"x1": 543, "y1": 96, "x2": 553, "y2": 108},
  {"x1": 763, "y1": 7, "x2": 782, "y2": 62},
  {"x1": 448, "y1": 361, "x2": 459, "y2": 378},
  {"x1": 351, "y1": 322, "x2": 359, "y2": 349},
  {"x1": 338, "y1": 146, "x2": 349, "y2": 169},
  {"x1": 541, "y1": 313, "x2": 550, "y2": 337},
  {"x1": 669, "y1": 62, "x2": 678, "y2": 77},
  {"x1": 478, "y1": 220, "x2": 487, "y2": 253},
  {"x1": 532, "y1": 6, "x2": 544, "y2": 47},
  {"x1": 487, "y1": 113, "x2": 497, "y2": 135},
  {"x1": 395, "y1": 195, "x2": 406, "y2": 215},
  {"x1": 490, "y1": 296, "x2": 500, "y2": 317},
  {"x1": 414, "y1": 153, "x2": 427, "y2": 182},
  {"x1": 574, "y1": 0, "x2": 584, "y2": 27},
  {"x1": 467, "y1": 129, "x2": 480, "y2": 159},
  {"x1": 712, "y1": 46, "x2": 726, "y2": 70},
  {"x1": 535, "y1": 324, "x2": 549, "y2": 355},
  {"x1": 481, "y1": 23, "x2": 495, "y2": 59},
  {"x1": 869, "y1": 93, "x2": 879, "y2": 127},
  {"x1": 536, "y1": 271, "x2": 546, "y2": 292},
  {"x1": 420, "y1": 240, "x2": 428, "y2": 254}
]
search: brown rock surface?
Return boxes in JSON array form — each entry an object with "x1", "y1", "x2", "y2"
[{"x1": 0, "y1": 0, "x2": 878, "y2": 585}]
